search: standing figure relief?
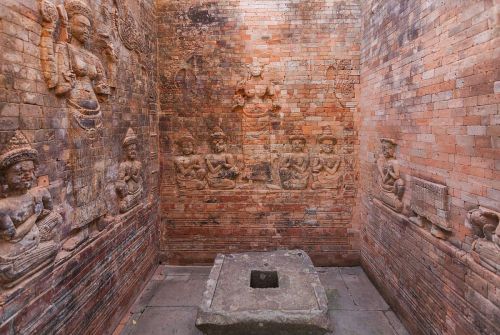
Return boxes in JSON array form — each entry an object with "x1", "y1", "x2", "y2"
[
  {"x1": 40, "y1": 0, "x2": 110, "y2": 132},
  {"x1": 0, "y1": 132, "x2": 62, "y2": 288}
]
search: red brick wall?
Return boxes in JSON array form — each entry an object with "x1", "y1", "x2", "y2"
[
  {"x1": 0, "y1": 0, "x2": 159, "y2": 333},
  {"x1": 157, "y1": 0, "x2": 362, "y2": 266},
  {"x1": 359, "y1": 0, "x2": 499, "y2": 334}
]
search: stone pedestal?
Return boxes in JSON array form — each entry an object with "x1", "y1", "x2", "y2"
[{"x1": 196, "y1": 250, "x2": 330, "y2": 335}]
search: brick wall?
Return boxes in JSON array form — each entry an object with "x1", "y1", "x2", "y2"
[
  {"x1": 359, "y1": 0, "x2": 499, "y2": 334},
  {"x1": 157, "y1": 0, "x2": 362, "y2": 266},
  {"x1": 0, "y1": 0, "x2": 159, "y2": 333}
]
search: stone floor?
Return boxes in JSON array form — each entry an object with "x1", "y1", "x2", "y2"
[{"x1": 114, "y1": 266, "x2": 409, "y2": 335}]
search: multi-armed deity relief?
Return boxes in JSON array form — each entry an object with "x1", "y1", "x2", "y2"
[
  {"x1": 116, "y1": 128, "x2": 143, "y2": 213},
  {"x1": 174, "y1": 131, "x2": 207, "y2": 190},
  {"x1": 233, "y1": 60, "x2": 280, "y2": 184},
  {"x1": 0, "y1": 132, "x2": 62, "y2": 288},
  {"x1": 40, "y1": 0, "x2": 110, "y2": 251},
  {"x1": 311, "y1": 127, "x2": 342, "y2": 191},
  {"x1": 205, "y1": 127, "x2": 240, "y2": 190},
  {"x1": 375, "y1": 138, "x2": 405, "y2": 213},
  {"x1": 466, "y1": 207, "x2": 499, "y2": 273},
  {"x1": 279, "y1": 129, "x2": 310, "y2": 190}
]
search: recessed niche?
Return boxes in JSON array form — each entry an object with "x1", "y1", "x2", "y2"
[{"x1": 250, "y1": 270, "x2": 279, "y2": 288}]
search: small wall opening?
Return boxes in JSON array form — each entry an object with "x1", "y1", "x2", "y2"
[{"x1": 250, "y1": 270, "x2": 279, "y2": 288}]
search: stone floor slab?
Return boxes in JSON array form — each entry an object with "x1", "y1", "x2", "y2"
[
  {"x1": 328, "y1": 310, "x2": 398, "y2": 335},
  {"x1": 148, "y1": 277, "x2": 207, "y2": 307},
  {"x1": 317, "y1": 268, "x2": 357, "y2": 310},
  {"x1": 126, "y1": 307, "x2": 202, "y2": 335},
  {"x1": 339, "y1": 267, "x2": 389, "y2": 310}
]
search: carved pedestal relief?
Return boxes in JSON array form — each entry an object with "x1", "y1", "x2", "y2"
[
  {"x1": 409, "y1": 177, "x2": 450, "y2": 239},
  {"x1": 116, "y1": 128, "x2": 143, "y2": 213},
  {"x1": 311, "y1": 127, "x2": 341, "y2": 192},
  {"x1": 466, "y1": 207, "x2": 499, "y2": 273},
  {"x1": 233, "y1": 60, "x2": 280, "y2": 185},
  {"x1": 0, "y1": 132, "x2": 62, "y2": 288},
  {"x1": 279, "y1": 128, "x2": 309, "y2": 190},
  {"x1": 40, "y1": 0, "x2": 110, "y2": 251},
  {"x1": 174, "y1": 131, "x2": 207, "y2": 190},
  {"x1": 205, "y1": 127, "x2": 240, "y2": 190},
  {"x1": 375, "y1": 138, "x2": 405, "y2": 213}
]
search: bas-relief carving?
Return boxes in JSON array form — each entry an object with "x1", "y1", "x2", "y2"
[
  {"x1": 40, "y1": 0, "x2": 110, "y2": 134},
  {"x1": 0, "y1": 132, "x2": 62, "y2": 288},
  {"x1": 40, "y1": 0, "x2": 110, "y2": 251},
  {"x1": 233, "y1": 60, "x2": 280, "y2": 185},
  {"x1": 116, "y1": 128, "x2": 143, "y2": 213},
  {"x1": 466, "y1": 207, "x2": 499, "y2": 273},
  {"x1": 114, "y1": 0, "x2": 144, "y2": 52},
  {"x1": 409, "y1": 177, "x2": 450, "y2": 239},
  {"x1": 375, "y1": 138, "x2": 405, "y2": 213},
  {"x1": 174, "y1": 132, "x2": 207, "y2": 190},
  {"x1": 311, "y1": 127, "x2": 341, "y2": 191},
  {"x1": 205, "y1": 127, "x2": 239, "y2": 190},
  {"x1": 279, "y1": 130, "x2": 309, "y2": 190}
]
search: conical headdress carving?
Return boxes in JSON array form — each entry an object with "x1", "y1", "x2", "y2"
[{"x1": 0, "y1": 131, "x2": 38, "y2": 170}]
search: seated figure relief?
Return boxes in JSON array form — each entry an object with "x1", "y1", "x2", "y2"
[
  {"x1": 0, "y1": 131, "x2": 62, "y2": 288},
  {"x1": 467, "y1": 208, "x2": 499, "y2": 273},
  {"x1": 116, "y1": 128, "x2": 143, "y2": 213},
  {"x1": 205, "y1": 127, "x2": 239, "y2": 190},
  {"x1": 311, "y1": 127, "x2": 341, "y2": 191},
  {"x1": 174, "y1": 132, "x2": 207, "y2": 190},
  {"x1": 376, "y1": 138, "x2": 405, "y2": 213},
  {"x1": 279, "y1": 130, "x2": 309, "y2": 190}
]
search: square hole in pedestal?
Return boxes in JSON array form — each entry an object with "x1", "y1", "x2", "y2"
[{"x1": 250, "y1": 270, "x2": 279, "y2": 288}]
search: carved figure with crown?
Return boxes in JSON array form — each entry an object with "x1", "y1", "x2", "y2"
[
  {"x1": 116, "y1": 129, "x2": 143, "y2": 213},
  {"x1": 279, "y1": 128, "x2": 310, "y2": 190},
  {"x1": 311, "y1": 127, "x2": 342, "y2": 191},
  {"x1": 466, "y1": 207, "x2": 500, "y2": 273},
  {"x1": 40, "y1": 0, "x2": 110, "y2": 134},
  {"x1": 205, "y1": 127, "x2": 239, "y2": 190},
  {"x1": 376, "y1": 138, "x2": 405, "y2": 212},
  {"x1": 0, "y1": 132, "x2": 62, "y2": 288},
  {"x1": 174, "y1": 132, "x2": 207, "y2": 190}
]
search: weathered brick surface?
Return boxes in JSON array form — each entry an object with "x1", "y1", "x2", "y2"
[
  {"x1": 0, "y1": 0, "x2": 159, "y2": 334},
  {"x1": 359, "y1": 0, "x2": 499, "y2": 334},
  {"x1": 157, "y1": 0, "x2": 362, "y2": 266}
]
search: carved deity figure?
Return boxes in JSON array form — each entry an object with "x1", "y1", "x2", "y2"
[
  {"x1": 205, "y1": 127, "x2": 239, "y2": 190},
  {"x1": 40, "y1": 0, "x2": 110, "y2": 251},
  {"x1": 40, "y1": 0, "x2": 110, "y2": 133},
  {"x1": 0, "y1": 131, "x2": 62, "y2": 288},
  {"x1": 174, "y1": 132, "x2": 206, "y2": 190},
  {"x1": 116, "y1": 129, "x2": 143, "y2": 213},
  {"x1": 279, "y1": 131, "x2": 309, "y2": 190},
  {"x1": 466, "y1": 208, "x2": 499, "y2": 272},
  {"x1": 376, "y1": 138, "x2": 405, "y2": 212},
  {"x1": 233, "y1": 60, "x2": 280, "y2": 185},
  {"x1": 311, "y1": 127, "x2": 341, "y2": 191}
]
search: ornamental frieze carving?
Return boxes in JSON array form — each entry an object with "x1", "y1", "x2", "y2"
[
  {"x1": 0, "y1": 131, "x2": 62, "y2": 288},
  {"x1": 409, "y1": 177, "x2": 450, "y2": 239}
]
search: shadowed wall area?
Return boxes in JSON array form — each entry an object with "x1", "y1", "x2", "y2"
[{"x1": 0, "y1": 0, "x2": 498, "y2": 334}]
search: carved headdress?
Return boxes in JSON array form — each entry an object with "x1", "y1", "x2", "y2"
[
  {"x1": 123, "y1": 128, "x2": 138, "y2": 147},
  {"x1": 289, "y1": 126, "x2": 306, "y2": 143},
  {"x1": 0, "y1": 131, "x2": 39, "y2": 170},
  {"x1": 380, "y1": 138, "x2": 397, "y2": 146},
  {"x1": 318, "y1": 126, "x2": 337, "y2": 144},
  {"x1": 65, "y1": 0, "x2": 93, "y2": 21},
  {"x1": 176, "y1": 130, "x2": 196, "y2": 145},
  {"x1": 210, "y1": 126, "x2": 227, "y2": 140}
]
